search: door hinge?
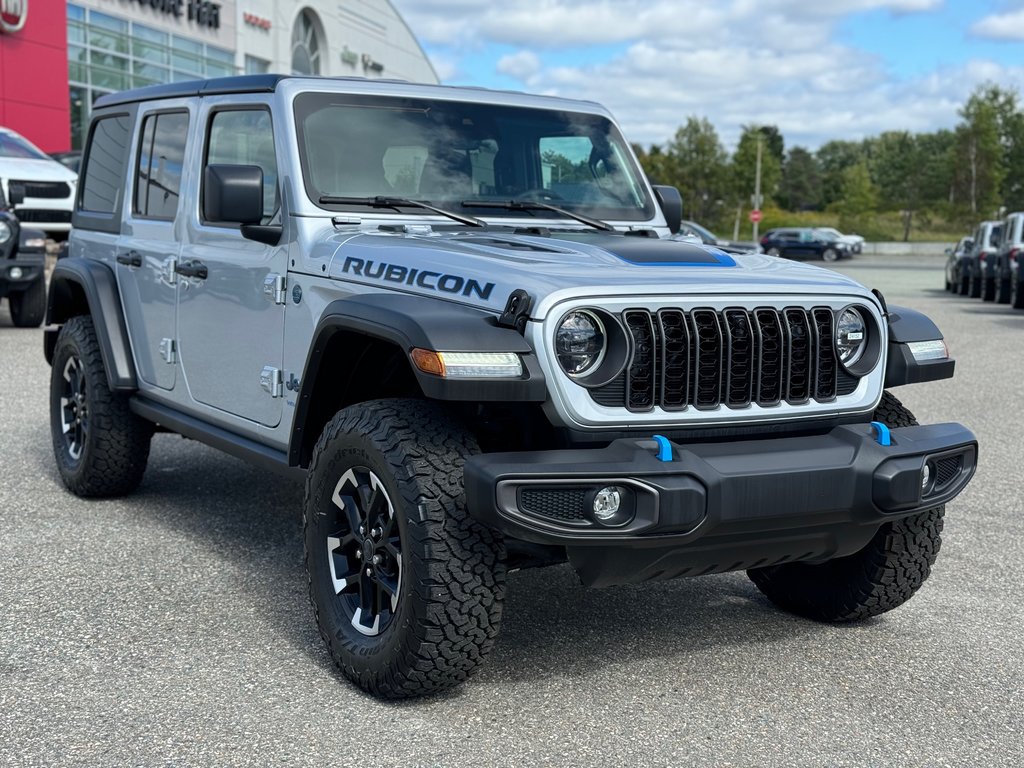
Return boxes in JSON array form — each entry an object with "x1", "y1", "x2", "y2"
[
  {"x1": 263, "y1": 273, "x2": 286, "y2": 305},
  {"x1": 159, "y1": 337, "x2": 177, "y2": 364},
  {"x1": 260, "y1": 366, "x2": 283, "y2": 398},
  {"x1": 163, "y1": 257, "x2": 178, "y2": 285}
]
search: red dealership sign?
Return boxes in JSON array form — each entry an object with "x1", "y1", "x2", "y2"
[{"x1": 1, "y1": 0, "x2": 28, "y2": 34}]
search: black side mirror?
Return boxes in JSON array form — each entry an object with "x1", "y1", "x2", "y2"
[
  {"x1": 204, "y1": 164, "x2": 264, "y2": 225},
  {"x1": 8, "y1": 183, "x2": 26, "y2": 206},
  {"x1": 652, "y1": 185, "x2": 682, "y2": 234}
]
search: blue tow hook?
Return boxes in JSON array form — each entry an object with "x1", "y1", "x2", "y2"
[
  {"x1": 870, "y1": 421, "x2": 892, "y2": 446},
  {"x1": 652, "y1": 434, "x2": 673, "y2": 462}
]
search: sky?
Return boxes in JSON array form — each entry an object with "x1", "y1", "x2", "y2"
[{"x1": 390, "y1": 0, "x2": 1024, "y2": 153}]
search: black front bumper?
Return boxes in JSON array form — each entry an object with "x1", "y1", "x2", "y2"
[
  {"x1": 0, "y1": 251, "x2": 45, "y2": 297},
  {"x1": 465, "y1": 423, "x2": 977, "y2": 586}
]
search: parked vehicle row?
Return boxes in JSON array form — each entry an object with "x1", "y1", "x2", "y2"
[
  {"x1": 946, "y1": 212, "x2": 1024, "y2": 308},
  {"x1": 0, "y1": 125, "x2": 77, "y2": 237}
]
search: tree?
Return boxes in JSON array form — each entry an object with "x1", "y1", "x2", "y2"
[
  {"x1": 777, "y1": 147, "x2": 823, "y2": 211},
  {"x1": 952, "y1": 89, "x2": 1005, "y2": 218},
  {"x1": 731, "y1": 125, "x2": 782, "y2": 209},
  {"x1": 665, "y1": 117, "x2": 729, "y2": 222},
  {"x1": 870, "y1": 131, "x2": 923, "y2": 240},
  {"x1": 838, "y1": 161, "x2": 878, "y2": 231},
  {"x1": 816, "y1": 140, "x2": 866, "y2": 207}
]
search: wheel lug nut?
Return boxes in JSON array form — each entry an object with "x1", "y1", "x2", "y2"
[
  {"x1": 355, "y1": 550, "x2": 362, "y2": 559},
  {"x1": 372, "y1": 554, "x2": 382, "y2": 565},
  {"x1": 365, "y1": 568, "x2": 372, "y2": 577},
  {"x1": 371, "y1": 527, "x2": 382, "y2": 538},
  {"x1": 358, "y1": 525, "x2": 365, "y2": 536}
]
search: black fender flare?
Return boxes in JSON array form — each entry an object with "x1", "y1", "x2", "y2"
[
  {"x1": 44, "y1": 258, "x2": 137, "y2": 391},
  {"x1": 884, "y1": 304, "x2": 954, "y2": 387},
  {"x1": 289, "y1": 293, "x2": 546, "y2": 466}
]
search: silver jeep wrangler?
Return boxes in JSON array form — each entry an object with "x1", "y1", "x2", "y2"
[{"x1": 46, "y1": 75, "x2": 977, "y2": 699}]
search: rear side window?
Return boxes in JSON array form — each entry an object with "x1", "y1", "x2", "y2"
[
  {"x1": 205, "y1": 109, "x2": 278, "y2": 220},
  {"x1": 80, "y1": 114, "x2": 132, "y2": 214},
  {"x1": 134, "y1": 111, "x2": 189, "y2": 220}
]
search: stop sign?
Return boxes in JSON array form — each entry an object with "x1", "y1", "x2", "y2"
[{"x1": 749, "y1": 209, "x2": 763, "y2": 224}]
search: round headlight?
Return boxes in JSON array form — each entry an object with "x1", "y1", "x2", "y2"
[
  {"x1": 836, "y1": 307, "x2": 866, "y2": 367},
  {"x1": 556, "y1": 309, "x2": 606, "y2": 377},
  {"x1": 0, "y1": 220, "x2": 11, "y2": 244}
]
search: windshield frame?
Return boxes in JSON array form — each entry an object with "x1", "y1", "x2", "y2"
[{"x1": 292, "y1": 91, "x2": 656, "y2": 223}]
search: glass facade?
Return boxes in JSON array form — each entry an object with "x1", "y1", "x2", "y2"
[{"x1": 67, "y1": 3, "x2": 237, "y2": 148}]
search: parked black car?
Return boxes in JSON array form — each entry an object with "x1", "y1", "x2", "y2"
[
  {"x1": 945, "y1": 235, "x2": 973, "y2": 293},
  {"x1": 0, "y1": 183, "x2": 48, "y2": 327},
  {"x1": 992, "y1": 212, "x2": 1024, "y2": 304},
  {"x1": 759, "y1": 227, "x2": 851, "y2": 262},
  {"x1": 963, "y1": 219, "x2": 1002, "y2": 299}
]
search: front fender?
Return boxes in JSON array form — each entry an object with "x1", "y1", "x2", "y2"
[{"x1": 884, "y1": 304, "x2": 954, "y2": 387}]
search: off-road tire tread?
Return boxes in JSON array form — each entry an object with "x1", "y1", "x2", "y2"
[
  {"x1": 9, "y1": 276, "x2": 46, "y2": 328},
  {"x1": 1012, "y1": 277, "x2": 1024, "y2": 309},
  {"x1": 747, "y1": 391, "x2": 945, "y2": 622},
  {"x1": 50, "y1": 316, "x2": 152, "y2": 497},
  {"x1": 303, "y1": 399, "x2": 505, "y2": 699}
]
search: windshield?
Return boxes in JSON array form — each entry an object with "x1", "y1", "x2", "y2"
[
  {"x1": 682, "y1": 221, "x2": 717, "y2": 242},
  {"x1": 815, "y1": 228, "x2": 841, "y2": 239},
  {"x1": 0, "y1": 131, "x2": 49, "y2": 160},
  {"x1": 293, "y1": 93, "x2": 655, "y2": 222}
]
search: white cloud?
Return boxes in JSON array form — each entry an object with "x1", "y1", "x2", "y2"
[
  {"x1": 496, "y1": 50, "x2": 542, "y2": 81},
  {"x1": 389, "y1": 0, "x2": 1010, "y2": 149},
  {"x1": 970, "y1": 9, "x2": 1024, "y2": 41}
]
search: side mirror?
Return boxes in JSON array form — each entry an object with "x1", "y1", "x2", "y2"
[
  {"x1": 652, "y1": 185, "x2": 682, "y2": 234},
  {"x1": 7, "y1": 183, "x2": 25, "y2": 206},
  {"x1": 203, "y1": 164, "x2": 263, "y2": 225}
]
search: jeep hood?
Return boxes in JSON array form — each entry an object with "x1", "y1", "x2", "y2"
[{"x1": 318, "y1": 228, "x2": 877, "y2": 316}]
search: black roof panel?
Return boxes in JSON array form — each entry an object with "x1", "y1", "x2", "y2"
[{"x1": 92, "y1": 74, "x2": 292, "y2": 108}]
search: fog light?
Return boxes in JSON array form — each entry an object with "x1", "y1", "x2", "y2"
[
  {"x1": 921, "y1": 462, "x2": 932, "y2": 491},
  {"x1": 9, "y1": 266, "x2": 23, "y2": 280},
  {"x1": 592, "y1": 487, "x2": 622, "y2": 521}
]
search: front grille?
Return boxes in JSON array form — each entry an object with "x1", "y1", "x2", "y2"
[
  {"x1": 13, "y1": 209, "x2": 72, "y2": 224},
  {"x1": 11, "y1": 180, "x2": 71, "y2": 199},
  {"x1": 593, "y1": 306, "x2": 846, "y2": 412}
]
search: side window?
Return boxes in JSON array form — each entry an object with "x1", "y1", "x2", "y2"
[
  {"x1": 80, "y1": 114, "x2": 132, "y2": 214},
  {"x1": 205, "y1": 109, "x2": 278, "y2": 220},
  {"x1": 134, "y1": 111, "x2": 188, "y2": 220}
]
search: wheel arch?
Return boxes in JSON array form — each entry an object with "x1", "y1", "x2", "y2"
[
  {"x1": 288, "y1": 293, "x2": 546, "y2": 468},
  {"x1": 44, "y1": 258, "x2": 137, "y2": 391}
]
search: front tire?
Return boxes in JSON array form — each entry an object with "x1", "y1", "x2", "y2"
[
  {"x1": 1012, "y1": 277, "x2": 1024, "y2": 309},
  {"x1": 49, "y1": 316, "x2": 153, "y2": 496},
  {"x1": 9, "y1": 276, "x2": 46, "y2": 328},
  {"x1": 304, "y1": 399, "x2": 506, "y2": 699},
  {"x1": 996, "y1": 277, "x2": 1010, "y2": 304},
  {"x1": 767, "y1": 247, "x2": 780, "y2": 257},
  {"x1": 747, "y1": 392, "x2": 945, "y2": 622},
  {"x1": 982, "y1": 276, "x2": 996, "y2": 301}
]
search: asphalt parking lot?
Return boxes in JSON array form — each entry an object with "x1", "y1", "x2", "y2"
[{"x1": 1, "y1": 253, "x2": 1021, "y2": 767}]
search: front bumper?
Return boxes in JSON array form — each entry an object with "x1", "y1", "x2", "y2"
[
  {"x1": 0, "y1": 251, "x2": 45, "y2": 297},
  {"x1": 465, "y1": 422, "x2": 977, "y2": 586}
]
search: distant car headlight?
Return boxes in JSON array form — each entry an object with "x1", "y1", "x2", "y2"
[
  {"x1": 0, "y1": 220, "x2": 11, "y2": 244},
  {"x1": 556, "y1": 309, "x2": 606, "y2": 377},
  {"x1": 835, "y1": 307, "x2": 866, "y2": 367}
]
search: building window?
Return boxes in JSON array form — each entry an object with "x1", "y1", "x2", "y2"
[
  {"x1": 291, "y1": 9, "x2": 324, "y2": 75},
  {"x1": 245, "y1": 55, "x2": 270, "y2": 75},
  {"x1": 66, "y1": 3, "x2": 237, "y2": 147}
]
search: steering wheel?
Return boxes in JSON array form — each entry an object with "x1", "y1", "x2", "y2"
[{"x1": 514, "y1": 188, "x2": 564, "y2": 201}]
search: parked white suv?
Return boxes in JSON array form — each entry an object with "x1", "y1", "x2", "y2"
[{"x1": 0, "y1": 126, "x2": 77, "y2": 236}]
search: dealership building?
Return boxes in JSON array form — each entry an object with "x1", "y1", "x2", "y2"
[{"x1": 0, "y1": 0, "x2": 439, "y2": 152}]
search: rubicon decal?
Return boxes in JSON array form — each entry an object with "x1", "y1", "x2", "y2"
[{"x1": 341, "y1": 257, "x2": 494, "y2": 300}]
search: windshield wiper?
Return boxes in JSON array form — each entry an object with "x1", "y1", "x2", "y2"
[
  {"x1": 463, "y1": 199, "x2": 615, "y2": 232},
  {"x1": 318, "y1": 195, "x2": 484, "y2": 227}
]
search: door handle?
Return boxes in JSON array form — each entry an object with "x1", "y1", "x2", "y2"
[
  {"x1": 116, "y1": 250, "x2": 142, "y2": 267},
  {"x1": 174, "y1": 260, "x2": 208, "y2": 280}
]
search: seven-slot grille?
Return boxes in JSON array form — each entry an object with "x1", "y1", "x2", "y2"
[{"x1": 593, "y1": 306, "x2": 849, "y2": 412}]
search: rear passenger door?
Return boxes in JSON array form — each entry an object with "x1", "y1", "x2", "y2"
[
  {"x1": 176, "y1": 101, "x2": 287, "y2": 428},
  {"x1": 116, "y1": 107, "x2": 190, "y2": 392}
]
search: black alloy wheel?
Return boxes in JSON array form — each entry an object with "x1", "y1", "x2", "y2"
[
  {"x1": 324, "y1": 467, "x2": 402, "y2": 636},
  {"x1": 58, "y1": 354, "x2": 88, "y2": 465}
]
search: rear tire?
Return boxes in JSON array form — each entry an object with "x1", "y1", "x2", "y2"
[
  {"x1": 49, "y1": 316, "x2": 153, "y2": 496},
  {"x1": 822, "y1": 247, "x2": 838, "y2": 262},
  {"x1": 9, "y1": 276, "x2": 46, "y2": 328},
  {"x1": 982, "y1": 276, "x2": 995, "y2": 301},
  {"x1": 996, "y1": 277, "x2": 1010, "y2": 304},
  {"x1": 968, "y1": 271, "x2": 981, "y2": 298},
  {"x1": 767, "y1": 247, "x2": 780, "y2": 257},
  {"x1": 304, "y1": 399, "x2": 506, "y2": 699},
  {"x1": 747, "y1": 392, "x2": 945, "y2": 622},
  {"x1": 1012, "y1": 277, "x2": 1024, "y2": 309}
]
